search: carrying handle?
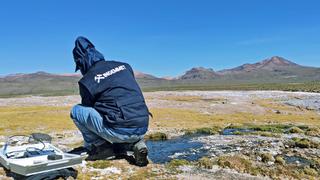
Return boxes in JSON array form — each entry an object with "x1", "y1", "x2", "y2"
[{"x1": 46, "y1": 160, "x2": 69, "y2": 166}]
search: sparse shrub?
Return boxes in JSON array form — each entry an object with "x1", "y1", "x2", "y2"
[
  {"x1": 225, "y1": 128, "x2": 281, "y2": 137},
  {"x1": 225, "y1": 124, "x2": 242, "y2": 129},
  {"x1": 194, "y1": 127, "x2": 219, "y2": 135},
  {"x1": 184, "y1": 126, "x2": 221, "y2": 136},
  {"x1": 0, "y1": 168, "x2": 7, "y2": 177},
  {"x1": 303, "y1": 167, "x2": 318, "y2": 176},
  {"x1": 310, "y1": 157, "x2": 320, "y2": 170},
  {"x1": 305, "y1": 127, "x2": 320, "y2": 137},
  {"x1": 250, "y1": 124, "x2": 290, "y2": 133},
  {"x1": 166, "y1": 159, "x2": 191, "y2": 172},
  {"x1": 261, "y1": 153, "x2": 274, "y2": 163},
  {"x1": 145, "y1": 132, "x2": 168, "y2": 141},
  {"x1": 275, "y1": 156, "x2": 285, "y2": 165},
  {"x1": 167, "y1": 159, "x2": 190, "y2": 167},
  {"x1": 216, "y1": 154, "x2": 320, "y2": 179},
  {"x1": 288, "y1": 127, "x2": 304, "y2": 134},
  {"x1": 198, "y1": 157, "x2": 213, "y2": 169},
  {"x1": 217, "y1": 155, "x2": 256, "y2": 174},
  {"x1": 184, "y1": 129, "x2": 195, "y2": 135},
  {"x1": 254, "y1": 131, "x2": 281, "y2": 138},
  {"x1": 89, "y1": 160, "x2": 112, "y2": 169},
  {"x1": 233, "y1": 130, "x2": 245, "y2": 135},
  {"x1": 129, "y1": 168, "x2": 158, "y2": 180},
  {"x1": 291, "y1": 137, "x2": 320, "y2": 148}
]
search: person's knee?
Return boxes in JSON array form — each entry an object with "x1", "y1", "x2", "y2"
[
  {"x1": 71, "y1": 104, "x2": 101, "y2": 126},
  {"x1": 70, "y1": 104, "x2": 84, "y2": 121}
]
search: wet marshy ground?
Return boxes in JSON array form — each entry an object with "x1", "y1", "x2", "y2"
[
  {"x1": 146, "y1": 127, "x2": 320, "y2": 171},
  {"x1": 146, "y1": 128, "x2": 281, "y2": 164}
]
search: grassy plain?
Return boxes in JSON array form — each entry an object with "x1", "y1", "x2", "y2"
[
  {"x1": 0, "y1": 106, "x2": 76, "y2": 135},
  {"x1": 149, "y1": 108, "x2": 320, "y2": 129},
  {"x1": 0, "y1": 104, "x2": 319, "y2": 136}
]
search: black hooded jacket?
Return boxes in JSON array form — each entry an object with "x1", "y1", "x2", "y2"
[{"x1": 73, "y1": 37, "x2": 149, "y2": 135}]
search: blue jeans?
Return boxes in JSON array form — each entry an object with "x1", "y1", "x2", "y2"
[{"x1": 70, "y1": 104, "x2": 143, "y2": 149}]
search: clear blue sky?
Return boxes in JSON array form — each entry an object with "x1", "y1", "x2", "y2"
[{"x1": 0, "y1": 0, "x2": 319, "y2": 77}]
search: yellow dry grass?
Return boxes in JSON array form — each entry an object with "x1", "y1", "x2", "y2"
[
  {"x1": 0, "y1": 106, "x2": 76, "y2": 135},
  {"x1": 254, "y1": 98, "x2": 305, "y2": 113},
  {"x1": 0, "y1": 103, "x2": 319, "y2": 136},
  {"x1": 160, "y1": 95, "x2": 202, "y2": 102},
  {"x1": 149, "y1": 108, "x2": 320, "y2": 130}
]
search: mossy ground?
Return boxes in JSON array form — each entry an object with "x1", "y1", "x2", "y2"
[
  {"x1": 215, "y1": 155, "x2": 320, "y2": 179},
  {"x1": 184, "y1": 126, "x2": 221, "y2": 135},
  {"x1": 197, "y1": 157, "x2": 214, "y2": 169},
  {"x1": 145, "y1": 132, "x2": 168, "y2": 141},
  {"x1": 224, "y1": 124, "x2": 315, "y2": 137},
  {"x1": 290, "y1": 137, "x2": 320, "y2": 148}
]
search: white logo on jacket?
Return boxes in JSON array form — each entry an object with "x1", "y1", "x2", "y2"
[{"x1": 94, "y1": 65, "x2": 126, "y2": 83}]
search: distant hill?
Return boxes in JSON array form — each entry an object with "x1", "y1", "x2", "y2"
[
  {"x1": 179, "y1": 56, "x2": 320, "y2": 83},
  {"x1": 134, "y1": 71, "x2": 158, "y2": 79},
  {"x1": 219, "y1": 56, "x2": 297, "y2": 74},
  {"x1": 0, "y1": 71, "x2": 166, "y2": 97},
  {"x1": 179, "y1": 67, "x2": 219, "y2": 80},
  {"x1": 1, "y1": 56, "x2": 320, "y2": 96},
  {"x1": 0, "y1": 71, "x2": 80, "y2": 97}
]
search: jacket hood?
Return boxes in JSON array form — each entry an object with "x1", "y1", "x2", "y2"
[{"x1": 73, "y1": 36, "x2": 105, "y2": 75}]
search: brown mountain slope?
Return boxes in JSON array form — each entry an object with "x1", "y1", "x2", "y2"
[
  {"x1": 218, "y1": 56, "x2": 298, "y2": 74},
  {"x1": 179, "y1": 67, "x2": 219, "y2": 80}
]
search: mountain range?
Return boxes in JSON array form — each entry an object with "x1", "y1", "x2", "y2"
[
  {"x1": 177, "y1": 56, "x2": 320, "y2": 82},
  {"x1": 1, "y1": 56, "x2": 319, "y2": 96}
]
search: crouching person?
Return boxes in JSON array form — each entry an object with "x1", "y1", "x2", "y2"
[{"x1": 68, "y1": 36, "x2": 149, "y2": 167}]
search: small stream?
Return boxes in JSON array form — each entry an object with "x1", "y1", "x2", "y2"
[
  {"x1": 221, "y1": 128, "x2": 255, "y2": 135},
  {"x1": 146, "y1": 128, "x2": 319, "y2": 165},
  {"x1": 146, "y1": 135, "x2": 205, "y2": 163},
  {"x1": 284, "y1": 156, "x2": 312, "y2": 166},
  {"x1": 146, "y1": 129, "x2": 266, "y2": 164}
]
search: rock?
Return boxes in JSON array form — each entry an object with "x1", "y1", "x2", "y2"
[
  {"x1": 275, "y1": 156, "x2": 285, "y2": 165},
  {"x1": 267, "y1": 161, "x2": 274, "y2": 166},
  {"x1": 178, "y1": 165, "x2": 193, "y2": 172},
  {"x1": 270, "y1": 109, "x2": 281, "y2": 114},
  {"x1": 257, "y1": 156, "x2": 262, "y2": 161},
  {"x1": 261, "y1": 153, "x2": 275, "y2": 163},
  {"x1": 306, "y1": 106, "x2": 315, "y2": 111}
]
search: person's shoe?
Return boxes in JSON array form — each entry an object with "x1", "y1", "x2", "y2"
[
  {"x1": 133, "y1": 139, "x2": 148, "y2": 167},
  {"x1": 68, "y1": 146, "x2": 89, "y2": 155},
  {"x1": 113, "y1": 143, "x2": 134, "y2": 157},
  {"x1": 85, "y1": 142, "x2": 116, "y2": 161}
]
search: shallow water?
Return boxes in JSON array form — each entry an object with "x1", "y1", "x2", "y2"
[
  {"x1": 146, "y1": 135, "x2": 205, "y2": 163},
  {"x1": 146, "y1": 132, "x2": 262, "y2": 164},
  {"x1": 284, "y1": 156, "x2": 312, "y2": 166},
  {"x1": 222, "y1": 128, "x2": 255, "y2": 135}
]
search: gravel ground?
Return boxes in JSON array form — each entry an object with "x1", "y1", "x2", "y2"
[{"x1": 1, "y1": 91, "x2": 320, "y2": 117}]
